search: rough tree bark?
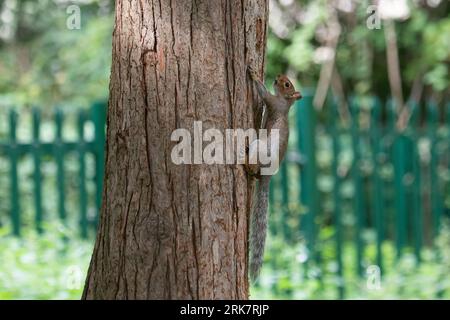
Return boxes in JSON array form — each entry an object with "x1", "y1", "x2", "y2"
[{"x1": 82, "y1": 0, "x2": 268, "y2": 299}]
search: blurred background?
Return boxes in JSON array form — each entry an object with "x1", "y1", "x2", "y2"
[{"x1": 0, "y1": 0, "x2": 449, "y2": 299}]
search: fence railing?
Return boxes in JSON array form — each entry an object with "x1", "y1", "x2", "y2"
[{"x1": 0, "y1": 102, "x2": 106, "y2": 237}]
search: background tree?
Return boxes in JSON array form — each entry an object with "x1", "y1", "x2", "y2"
[
  {"x1": 266, "y1": 0, "x2": 449, "y2": 106},
  {"x1": 82, "y1": 0, "x2": 269, "y2": 299}
]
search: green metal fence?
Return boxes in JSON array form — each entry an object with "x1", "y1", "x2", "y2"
[
  {"x1": 0, "y1": 95, "x2": 449, "y2": 298},
  {"x1": 0, "y1": 102, "x2": 106, "y2": 237},
  {"x1": 268, "y1": 92, "x2": 450, "y2": 298}
]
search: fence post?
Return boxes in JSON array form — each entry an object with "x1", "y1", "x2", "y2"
[
  {"x1": 296, "y1": 90, "x2": 317, "y2": 261},
  {"x1": 446, "y1": 102, "x2": 450, "y2": 217},
  {"x1": 92, "y1": 102, "x2": 106, "y2": 229},
  {"x1": 54, "y1": 109, "x2": 66, "y2": 223},
  {"x1": 428, "y1": 100, "x2": 442, "y2": 240},
  {"x1": 78, "y1": 111, "x2": 88, "y2": 238},
  {"x1": 268, "y1": 173, "x2": 278, "y2": 236},
  {"x1": 280, "y1": 161, "x2": 290, "y2": 240},
  {"x1": 371, "y1": 97, "x2": 384, "y2": 272},
  {"x1": 410, "y1": 101, "x2": 422, "y2": 262},
  {"x1": 331, "y1": 99, "x2": 344, "y2": 298},
  {"x1": 393, "y1": 130, "x2": 408, "y2": 257},
  {"x1": 9, "y1": 110, "x2": 20, "y2": 236},
  {"x1": 32, "y1": 108, "x2": 43, "y2": 233},
  {"x1": 350, "y1": 98, "x2": 364, "y2": 276},
  {"x1": 385, "y1": 99, "x2": 396, "y2": 246}
]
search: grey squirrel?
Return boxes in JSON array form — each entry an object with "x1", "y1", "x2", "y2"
[{"x1": 246, "y1": 66, "x2": 302, "y2": 282}]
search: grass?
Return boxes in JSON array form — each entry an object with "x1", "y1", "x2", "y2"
[
  {"x1": 251, "y1": 225, "x2": 450, "y2": 299},
  {"x1": 0, "y1": 223, "x2": 449, "y2": 299},
  {"x1": 0, "y1": 225, "x2": 92, "y2": 299}
]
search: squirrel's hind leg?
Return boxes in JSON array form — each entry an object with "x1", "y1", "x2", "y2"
[{"x1": 243, "y1": 139, "x2": 261, "y2": 179}]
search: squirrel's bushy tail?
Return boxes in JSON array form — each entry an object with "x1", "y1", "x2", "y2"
[{"x1": 249, "y1": 175, "x2": 271, "y2": 282}]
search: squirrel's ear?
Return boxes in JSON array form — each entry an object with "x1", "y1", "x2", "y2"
[{"x1": 292, "y1": 91, "x2": 302, "y2": 100}]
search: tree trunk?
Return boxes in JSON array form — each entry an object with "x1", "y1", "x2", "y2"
[{"x1": 82, "y1": 0, "x2": 268, "y2": 300}]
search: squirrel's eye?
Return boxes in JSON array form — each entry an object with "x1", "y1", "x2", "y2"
[{"x1": 285, "y1": 82, "x2": 290, "y2": 88}]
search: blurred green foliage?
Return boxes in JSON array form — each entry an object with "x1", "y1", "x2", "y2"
[
  {"x1": 0, "y1": 225, "x2": 93, "y2": 299},
  {"x1": 1, "y1": 222, "x2": 449, "y2": 299},
  {"x1": 0, "y1": 0, "x2": 448, "y2": 108},
  {"x1": 265, "y1": 0, "x2": 449, "y2": 101},
  {"x1": 251, "y1": 222, "x2": 450, "y2": 299},
  {"x1": 0, "y1": 0, "x2": 113, "y2": 108}
]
